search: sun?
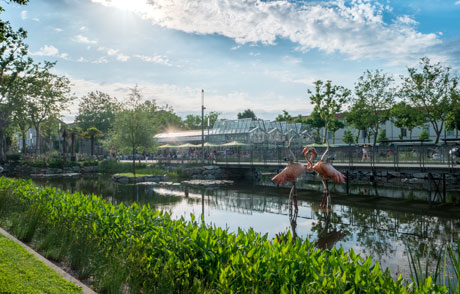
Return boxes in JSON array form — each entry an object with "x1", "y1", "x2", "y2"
[{"x1": 98, "y1": 0, "x2": 150, "y2": 13}]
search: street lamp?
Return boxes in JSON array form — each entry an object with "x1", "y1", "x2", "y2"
[{"x1": 201, "y1": 89, "x2": 205, "y2": 164}]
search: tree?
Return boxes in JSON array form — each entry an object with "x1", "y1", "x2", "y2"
[
  {"x1": 275, "y1": 110, "x2": 293, "y2": 122},
  {"x1": 0, "y1": 1, "x2": 29, "y2": 41},
  {"x1": 81, "y1": 127, "x2": 103, "y2": 157},
  {"x1": 183, "y1": 111, "x2": 220, "y2": 130},
  {"x1": 304, "y1": 111, "x2": 325, "y2": 144},
  {"x1": 0, "y1": 22, "x2": 32, "y2": 160},
  {"x1": 419, "y1": 129, "x2": 429, "y2": 141},
  {"x1": 75, "y1": 91, "x2": 120, "y2": 134},
  {"x1": 106, "y1": 86, "x2": 155, "y2": 176},
  {"x1": 400, "y1": 57, "x2": 458, "y2": 144},
  {"x1": 24, "y1": 62, "x2": 72, "y2": 155},
  {"x1": 184, "y1": 114, "x2": 201, "y2": 130},
  {"x1": 377, "y1": 129, "x2": 389, "y2": 143},
  {"x1": 237, "y1": 109, "x2": 257, "y2": 120},
  {"x1": 390, "y1": 102, "x2": 425, "y2": 139},
  {"x1": 343, "y1": 129, "x2": 355, "y2": 145},
  {"x1": 344, "y1": 100, "x2": 372, "y2": 144},
  {"x1": 446, "y1": 89, "x2": 460, "y2": 138},
  {"x1": 308, "y1": 80, "x2": 350, "y2": 144},
  {"x1": 353, "y1": 70, "x2": 395, "y2": 147},
  {"x1": 328, "y1": 118, "x2": 344, "y2": 144}
]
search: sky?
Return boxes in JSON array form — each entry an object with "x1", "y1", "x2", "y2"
[{"x1": 2, "y1": 0, "x2": 460, "y2": 122}]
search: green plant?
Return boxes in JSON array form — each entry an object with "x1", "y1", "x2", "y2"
[{"x1": 0, "y1": 178, "x2": 449, "y2": 293}]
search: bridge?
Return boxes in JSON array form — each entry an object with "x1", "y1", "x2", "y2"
[{"x1": 152, "y1": 144, "x2": 460, "y2": 173}]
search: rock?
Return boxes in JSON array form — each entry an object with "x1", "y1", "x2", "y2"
[
  {"x1": 412, "y1": 173, "x2": 427, "y2": 179},
  {"x1": 387, "y1": 172, "x2": 400, "y2": 178},
  {"x1": 408, "y1": 178, "x2": 425, "y2": 184}
]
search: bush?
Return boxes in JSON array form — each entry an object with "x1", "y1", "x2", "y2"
[
  {"x1": 5, "y1": 153, "x2": 22, "y2": 162},
  {"x1": 0, "y1": 178, "x2": 448, "y2": 294}
]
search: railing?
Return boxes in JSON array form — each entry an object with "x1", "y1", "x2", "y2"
[{"x1": 154, "y1": 144, "x2": 460, "y2": 171}]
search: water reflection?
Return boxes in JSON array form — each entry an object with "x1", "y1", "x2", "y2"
[{"x1": 31, "y1": 174, "x2": 460, "y2": 278}]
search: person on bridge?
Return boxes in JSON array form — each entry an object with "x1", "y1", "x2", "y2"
[{"x1": 303, "y1": 146, "x2": 346, "y2": 209}]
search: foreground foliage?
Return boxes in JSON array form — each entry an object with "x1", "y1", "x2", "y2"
[
  {"x1": 0, "y1": 234, "x2": 82, "y2": 294},
  {"x1": 0, "y1": 177, "x2": 447, "y2": 293}
]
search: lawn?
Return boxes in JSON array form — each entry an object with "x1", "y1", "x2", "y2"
[{"x1": 0, "y1": 234, "x2": 83, "y2": 294}]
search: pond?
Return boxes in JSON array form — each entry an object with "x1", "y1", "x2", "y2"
[{"x1": 31, "y1": 174, "x2": 460, "y2": 280}]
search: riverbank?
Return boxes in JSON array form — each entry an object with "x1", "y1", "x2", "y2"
[{"x1": 0, "y1": 177, "x2": 448, "y2": 293}]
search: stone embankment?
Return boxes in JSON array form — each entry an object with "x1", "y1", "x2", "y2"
[{"x1": 1, "y1": 164, "x2": 99, "y2": 178}]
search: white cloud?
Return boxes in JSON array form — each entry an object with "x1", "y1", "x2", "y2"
[
  {"x1": 65, "y1": 78, "x2": 312, "y2": 121},
  {"x1": 30, "y1": 45, "x2": 69, "y2": 59},
  {"x1": 92, "y1": 0, "x2": 441, "y2": 62},
  {"x1": 20, "y1": 10, "x2": 27, "y2": 20},
  {"x1": 134, "y1": 54, "x2": 172, "y2": 66},
  {"x1": 98, "y1": 47, "x2": 131, "y2": 62},
  {"x1": 72, "y1": 34, "x2": 97, "y2": 44}
]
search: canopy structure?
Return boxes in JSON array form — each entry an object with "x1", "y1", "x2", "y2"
[
  {"x1": 176, "y1": 143, "x2": 200, "y2": 148},
  {"x1": 158, "y1": 144, "x2": 177, "y2": 149},
  {"x1": 204, "y1": 142, "x2": 219, "y2": 147},
  {"x1": 221, "y1": 141, "x2": 251, "y2": 147}
]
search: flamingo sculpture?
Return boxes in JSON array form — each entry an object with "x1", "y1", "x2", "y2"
[
  {"x1": 272, "y1": 138, "x2": 308, "y2": 212},
  {"x1": 302, "y1": 146, "x2": 345, "y2": 208}
]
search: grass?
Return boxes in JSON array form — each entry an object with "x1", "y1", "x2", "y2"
[
  {"x1": 115, "y1": 168, "x2": 179, "y2": 180},
  {"x1": 0, "y1": 234, "x2": 83, "y2": 294}
]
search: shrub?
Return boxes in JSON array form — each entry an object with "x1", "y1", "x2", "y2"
[{"x1": 0, "y1": 177, "x2": 448, "y2": 294}]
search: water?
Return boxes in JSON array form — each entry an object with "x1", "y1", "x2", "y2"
[{"x1": 32, "y1": 174, "x2": 460, "y2": 279}]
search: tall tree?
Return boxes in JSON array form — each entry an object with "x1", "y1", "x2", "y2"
[
  {"x1": 106, "y1": 86, "x2": 155, "y2": 176},
  {"x1": 304, "y1": 111, "x2": 325, "y2": 144},
  {"x1": 400, "y1": 57, "x2": 458, "y2": 144},
  {"x1": 237, "y1": 109, "x2": 257, "y2": 120},
  {"x1": 344, "y1": 100, "x2": 372, "y2": 144},
  {"x1": 328, "y1": 118, "x2": 345, "y2": 144},
  {"x1": 76, "y1": 91, "x2": 120, "y2": 133},
  {"x1": 308, "y1": 80, "x2": 350, "y2": 144},
  {"x1": 390, "y1": 102, "x2": 425, "y2": 139},
  {"x1": 353, "y1": 70, "x2": 395, "y2": 146},
  {"x1": 25, "y1": 62, "x2": 72, "y2": 154},
  {"x1": 0, "y1": 22, "x2": 32, "y2": 160},
  {"x1": 446, "y1": 89, "x2": 460, "y2": 138}
]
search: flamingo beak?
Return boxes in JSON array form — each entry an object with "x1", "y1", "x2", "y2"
[{"x1": 301, "y1": 147, "x2": 309, "y2": 157}]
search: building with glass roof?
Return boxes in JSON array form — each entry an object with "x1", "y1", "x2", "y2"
[{"x1": 154, "y1": 118, "x2": 313, "y2": 146}]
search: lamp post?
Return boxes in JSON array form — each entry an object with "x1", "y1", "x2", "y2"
[{"x1": 201, "y1": 89, "x2": 205, "y2": 164}]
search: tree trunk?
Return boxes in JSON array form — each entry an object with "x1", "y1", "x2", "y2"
[
  {"x1": 132, "y1": 146, "x2": 136, "y2": 176},
  {"x1": 35, "y1": 125, "x2": 40, "y2": 155},
  {"x1": 323, "y1": 127, "x2": 328, "y2": 144},
  {"x1": 70, "y1": 133, "x2": 75, "y2": 158},
  {"x1": 0, "y1": 127, "x2": 4, "y2": 162},
  {"x1": 90, "y1": 136, "x2": 94, "y2": 156},
  {"x1": 373, "y1": 126, "x2": 379, "y2": 147},
  {"x1": 21, "y1": 131, "x2": 27, "y2": 154}
]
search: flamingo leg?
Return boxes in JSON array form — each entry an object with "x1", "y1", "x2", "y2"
[
  {"x1": 288, "y1": 185, "x2": 294, "y2": 215},
  {"x1": 293, "y1": 182, "x2": 298, "y2": 213},
  {"x1": 325, "y1": 180, "x2": 330, "y2": 208},
  {"x1": 320, "y1": 179, "x2": 328, "y2": 208}
]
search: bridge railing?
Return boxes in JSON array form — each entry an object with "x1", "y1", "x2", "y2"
[{"x1": 155, "y1": 144, "x2": 459, "y2": 170}]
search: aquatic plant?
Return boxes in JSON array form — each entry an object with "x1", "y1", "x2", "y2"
[{"x1": 0, "y1": 177, "x2": 448, "y2": 293}]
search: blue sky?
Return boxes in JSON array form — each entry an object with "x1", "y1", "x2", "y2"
[{"x1": 2, "y1": 0, "x2": 460, "y2": 122}]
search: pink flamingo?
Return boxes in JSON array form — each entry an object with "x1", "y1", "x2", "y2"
[
  {"x1": 302, "y1": 146, "x2": 345, "y2": 208},
  {"x1": 272, "y1": 161, "x2": 308, "y2": 212}
]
